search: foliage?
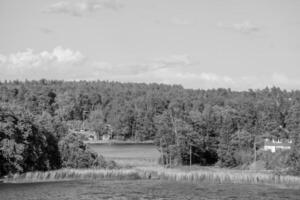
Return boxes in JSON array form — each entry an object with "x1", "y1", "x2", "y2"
[
  {"x1": 58, "y1": 132, "x2": 116, "y2": 169},
  {"x1": 1, "y1": 80, "x2": 300, "y2": 174},
  {"x1": 0, "y1": 107, "x2": 61, "y2": 176}
]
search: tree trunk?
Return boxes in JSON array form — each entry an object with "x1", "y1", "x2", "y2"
[
  {"x1": 189, "y1": 144, "x2": 192, "y2": 170},
  {"x1": 160, "y1": 138, "x2": 165, "y2": 166},
  {"x1": 170, "y1": 113, "x2": 181, "y2": 165},
  {"x1": 254, "y1": 135, "x2": 257, "y2": 169}
]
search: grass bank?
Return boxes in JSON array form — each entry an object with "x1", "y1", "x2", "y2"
[
  {"x1": 136, "y1": 166, "x2": 300, "y2": 189},
  {"x1": 3, "y1": 166, "x2": 300, "y2": 189},
  {"x1": 3, "y1": 168, "x2": 150, "y2": 183}
]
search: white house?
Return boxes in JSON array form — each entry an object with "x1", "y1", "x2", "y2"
[
  {"x1": 102, "y1": 133, "x2": 111, "y2": 141},
  {"x1": 263, "y1": 139, "x2": 292, "y2": 153}
]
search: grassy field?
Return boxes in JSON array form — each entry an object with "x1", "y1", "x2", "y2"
[{"x1": 89, "y1": 143, "x2": 160, "y2": 166}]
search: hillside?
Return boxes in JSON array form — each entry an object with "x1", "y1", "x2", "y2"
[{"x1": 1, "y1": 80, "x2": 300, "y2": 174}]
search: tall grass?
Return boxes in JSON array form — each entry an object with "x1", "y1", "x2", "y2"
[
  {"x1": 136, "y1": 166, "x2": 300, "y2": 188},
  {"x1": 4, "y1": 166, "x2": 300, "y2": 189},
  {"x1": 4, "y1": 168, "x2": 150, "y2": 183}
]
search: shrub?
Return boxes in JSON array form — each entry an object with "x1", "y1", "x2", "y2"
[
  {"x1": 233, "y1": 150, "x2": 253, "y2": 166},
  {"x1": 0, "y1": 108, "x2": 61, "y2": 177},
  {"x1": 286, "y1": 147, "x2": 300, "y2": 176},
  {"x1": 59, "y1": 132, "x2": 110, "y2": 169},
  {"x1": 258, "y1": 150, "x2": 290, "y2": 170},
  {"x1": 59, "y1": 133, "x2": 104, "y2": 168}
]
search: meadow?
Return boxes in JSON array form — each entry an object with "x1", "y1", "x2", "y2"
[{"x1": 88, "y1": 143, "x2": 160, "y2": 167}]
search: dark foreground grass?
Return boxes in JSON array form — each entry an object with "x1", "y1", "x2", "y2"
[{"x1": 1, "y1": 179, "x2": 300, "y2": 200}]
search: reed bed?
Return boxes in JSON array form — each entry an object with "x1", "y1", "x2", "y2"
[
  {"x1": 135, "y1": 166, "x2": 300, "y2": 188},
  {"x1": 4, "y1": 166, "x2": 300, "y2": 189},
  {"x1": 4, "y1": 168, "x2": 150, "y2": 183}
]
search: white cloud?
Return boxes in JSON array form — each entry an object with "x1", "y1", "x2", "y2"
[
  {"x1": 3, "y1": 46, "x2": 84, "y2": 67},
  {"x1": 89, "y1": 56, "x2": 236, "y2": 89},
  {"x1": 199, "y1": 73, "x2": 233, "y2": 83},
  {"x1": 2, "y1": 49, "x2": 300, "y2": 90},
  {"x1": 0, "y1": 47, "x2": 86, "y2": 80},
  {"x1": 218, "y1": 21, "x2": 260, "y2": 34},
  {"x1": 52, "y1": 46, "x2": 84, "y2": 62},
  {"x1": 107, "y1": 54, "x2": 192, "y2": 75},
  {"x1": 44, "y1": 0, "x2": 122, "y2": 16}
]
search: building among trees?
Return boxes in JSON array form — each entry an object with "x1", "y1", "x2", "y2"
[{"x1": 263, "y1": 139, "x2": 292, "y2": 153}]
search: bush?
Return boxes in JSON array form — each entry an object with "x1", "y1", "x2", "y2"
[
  {"x1": 0, "y1": 108, "x2": 61, "y2": 177},
  {"x1": 233, "y1": 150, "x2": 253, "y2": 166},
  {"x1": 58, "y1": 132, "x2": 116, "y2": 169},
  {"x1": 258, "y1": 150, "x2": 290, "y2": 170},
  {"x1": 286, "y1": 147, "x2": 300, "y2": 176}
]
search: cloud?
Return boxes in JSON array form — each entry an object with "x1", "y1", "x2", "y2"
[
  {"x1": 218, "y1": 21, "x2": 260, "y2": 34},
  {"x1": 149, "y1": 54, "x2": 191, "y2": 70},
  {"x1": 88, "y1": 55, "x2": 236, "y2": 89},
  {"x1": 5, "y1": 46, "x2": 84, "y2": 66},
  {"x1": 0, "y1": 47, "x2": 86, "y2": 80},
  {"x1": 199, "y1": 73, "x2": 233, "y2": 83},
  {"x1": 44, "y1": 0, "x2": 122, "y2": 16},
  {"x1": 103, "y1": 54, "x2": 192, "y2": 75},
  {"x1": 2, "y1": 49, "x2": 300, "y2": 90}
]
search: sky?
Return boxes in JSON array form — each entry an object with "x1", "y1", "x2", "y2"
[{"x1": 0, "y1": 0, "x2": 300, "y2": 90}]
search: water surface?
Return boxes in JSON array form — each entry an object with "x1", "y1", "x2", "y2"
[{"x1": 1, "y1": 180, "x2": 299, "y2": 200}]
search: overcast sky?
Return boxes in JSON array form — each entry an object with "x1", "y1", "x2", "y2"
[{"x1": 0, "y1": 0, "x2": 300, "y2": 90}]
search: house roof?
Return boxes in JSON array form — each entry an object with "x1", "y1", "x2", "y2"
[{"x1": 264, "y1": 141, "x2": 291, "y2": 147}]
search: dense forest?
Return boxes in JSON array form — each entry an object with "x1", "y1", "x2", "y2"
[{"x1": 1, "y1": 80, "x2": 300, "y2": 176}]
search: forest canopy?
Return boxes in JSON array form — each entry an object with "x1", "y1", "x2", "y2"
[{"x1": 0, "y1": 80, "x2": 300, "y2": 175}]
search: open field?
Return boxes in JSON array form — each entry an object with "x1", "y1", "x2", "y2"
[
  {"x1": 1, "y1": 179, "x2": 300, "y2": 200},
  {"x1": 88, "y1": 143, "x2": 160, "y2": 166}
]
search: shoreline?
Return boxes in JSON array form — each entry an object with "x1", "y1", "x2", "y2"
[{"x1": 2, "y1": 167, "x2": 300, "y2": 189}]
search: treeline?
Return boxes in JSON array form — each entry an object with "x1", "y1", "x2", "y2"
[
  {"x1": 0, "y1": 80, "x2": 300, "y2": 174},
  {"x1": 0, "y1": 105, "x2": 115, "y2": 177}
]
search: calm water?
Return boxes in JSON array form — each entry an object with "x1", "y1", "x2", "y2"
[{"x1": 0, "y1": 180, "x2": 299, "y2": 200}]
